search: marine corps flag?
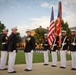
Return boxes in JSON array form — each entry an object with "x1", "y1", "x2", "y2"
[{"x1": 56, "y1": 1, "x2": 62, "y2": 44}]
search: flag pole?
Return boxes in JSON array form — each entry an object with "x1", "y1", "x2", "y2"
[
  {"x1": 60, "y1": 1, "x2": 62, "y2": 47},
  {"x1": 58, "y1": 1, "x2": 62, "y2": 47}
]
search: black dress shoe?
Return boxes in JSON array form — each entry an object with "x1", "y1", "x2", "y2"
[
  {"x1": 8, "y1": 71, "x2": 17, "y2": 73},
  {"x1": 0, "y1": 68, "x2": 8, "y2": 70},
  {"x1": 24, "y1": 69, "x2": 32, "y2": 71},
  {"x1": 44, "y1": 64, "x2": 49, "y2": 66},
  {"x1": 51, "y1": 65, "x2": 57, "y2": 67},
  {"x1": 60, "y1": 66, "x2": 66, "y2": 69},
  {"x1": 71, "y1": 68, "x2": 76, "y2": 70}
]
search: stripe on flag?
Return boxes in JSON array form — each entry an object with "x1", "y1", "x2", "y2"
[{"x1": 47, "y1": 7, "x2": 55, "y2": 45}]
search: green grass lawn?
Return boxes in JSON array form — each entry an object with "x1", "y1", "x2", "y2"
[
  {"x1": 16, "y1": 52, "x2": 71, "y2": 64},
  {"x1": 0, "y1": 52, "x2": 71, "y2": 64}
]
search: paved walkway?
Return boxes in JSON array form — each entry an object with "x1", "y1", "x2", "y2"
[{"x1": 0, "y1": 61, "x2": 76, "y2": 75}]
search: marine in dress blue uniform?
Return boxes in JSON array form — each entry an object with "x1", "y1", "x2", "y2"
[
  {"x1": 51, "y1": 34, "x2": 59, "y2": 67},
  {"x1": 60, "y1": 30, "x2": 69, "y2": 69},
  {"x1": 0, "y1": 29, "x2": 8, "y2": 70},
  {"x1": 42, "y1": 33, "x2": 50, "y2": 65},
  {"x1": 69, "y1": 29, "x2": 76, "y2": 70},
  {"x1": 24, "y1": 29, "x2": 35, "y2": 71},
  {"x1": 8, "y1": 27, "x2": 17, "y2": 73}
]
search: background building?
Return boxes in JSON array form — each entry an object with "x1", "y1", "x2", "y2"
[{"x1": 17, "y1": 26, "x2": 47, "y2": 50}]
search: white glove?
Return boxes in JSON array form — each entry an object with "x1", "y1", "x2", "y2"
[
  {"x1": 31, "y1": 50, "x2": 33, "y2": 53},
  {"x1": 71, "y1": 43, "x2": 76, "y2": 46},
  {"x1": 13, "y1": 50, "x2": 16, "y2": 52}
]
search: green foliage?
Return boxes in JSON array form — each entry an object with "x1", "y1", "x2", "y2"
[
  {"x1": 61, "y1": 20, "x2": 71, "y2": 36},
  {"x1": 16, "y1": 32, "x2": 21, "y2": 43},
  {"x1": 34, "y1": 26, "x2": 47, "y2": 44},
  {"x1": 0, "y1": 21, "x2": 6, "y2": 49},
  {"x1": 0, "y1": 21, "x2": 5, "y2": 33}
]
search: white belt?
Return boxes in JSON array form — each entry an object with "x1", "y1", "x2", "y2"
[
  {"x1": 2, "y1": 42, "x2": 7, "y2": 45},
  {"x1": 53, "y1": 44, "x2": 57, "y2": 46},
  {"x1": 62, "y1": 43, "x2": 66, "y2": 46},
  {"x1": 44, "y1": 44, "x2": 48, "y2": 46}
]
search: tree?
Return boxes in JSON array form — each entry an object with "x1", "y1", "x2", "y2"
[
  {"x1": 34, "y1": 26, "x2": 47, "y2": 44},
  {"x1": 0, "y1": 21, "x2": 5, "y2": 33},
  {"x1": 61, "y1": 20, "x2": 71, "y2": 36},
  {"x1": 16, "y1": 32, "x2": 21, "y2": 43},
  {"x1": 0, "y1": 21, "x2": 6, "y2": 49}
]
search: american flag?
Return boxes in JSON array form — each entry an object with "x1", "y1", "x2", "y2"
[
  {"x1": 47, "y1": 7, "x2": 55, "y2": 45},
  {"x1": 56, "y1": 1, "x2": 62, "y2": 44}
]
